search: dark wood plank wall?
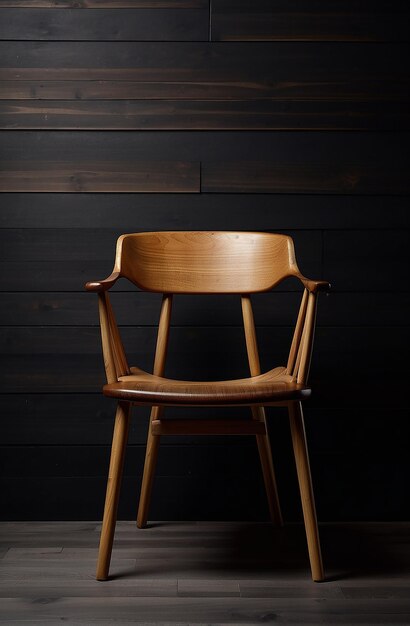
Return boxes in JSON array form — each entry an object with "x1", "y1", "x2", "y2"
[{"x1": 0, "y1": 1, "x2": 409, "y2": 522}]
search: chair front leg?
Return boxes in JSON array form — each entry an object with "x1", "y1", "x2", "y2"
[
  {"x1": 288, "y1": 400, "x2": 324, "y2": 582},
  {"x1": 136, "y1": 406, "x2": 162, "y2": 528},
  {"x1": 96, "y1": 400, "x2": 130, "y2": 581}
]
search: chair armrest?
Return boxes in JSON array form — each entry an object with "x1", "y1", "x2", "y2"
[
  {"x1": 294, "y1": 273, "x2": 331, "y2": 293},
  {"x1": 84, "y1": 271, "x2": 121, "y2": 292}
]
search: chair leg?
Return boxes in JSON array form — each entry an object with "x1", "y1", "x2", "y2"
[
  {"x1": 136, "y1": 406, "x2": 161, "y2": 529},
  {"x1": 288, "y1": 401, "x2": 324, "y2": 582},
  {"x1": 96, "y1": 401, "x2": 130, "y2": 581},
  {"x1": 252, "y1": 407, "x2": 283, "y2": 526}
]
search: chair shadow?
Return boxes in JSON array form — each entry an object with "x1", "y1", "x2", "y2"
[
  {"x1": 223, "y1": 522, "x2": 409, "y2": 582},
  {"x1": 109, "y1": 522, "x2": 409, "y2": 582}
]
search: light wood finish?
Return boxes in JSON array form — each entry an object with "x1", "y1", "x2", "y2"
[
  {"x1": 286, "y1": 288, "x2": 309, "y2": 375},
  {"x1": 106, "y1": 293, "x2": 129, "y2": 379},
  {"x1": 86, "y1": 231, "x2": 330, "y2": 295},
  {"x1": 97, "y1": 293, "x2": 117, "y2": 385},
  {"x1": 288, "y1": 401, "x2": 324, "y2": 582},
  {"x1": 86, "y1": 231, "x2": 329, "y2": 581},
  {"x1": 136, "y1": 294, "x2": 173, "y2": 529},
  {"x1": 105, "y1": 366, "x2": 308, "y2": 406},
  {"x1": 241, "y1": 296, "x2": 283, "y2": 527},
  {"x1": 96, "y1": 401, "x2": 130, "y2": 581},
  {"x1": 285, "y1": 288, "x2": 319, "y2": 386},
  {"x1": 296, "y1": 292, "x2": 318, "y2": 385},
  {"x1": 98, "y1": 292, "x2": 129, "y2": 383}
]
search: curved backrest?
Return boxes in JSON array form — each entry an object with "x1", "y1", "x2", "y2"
[{"x1": 113, "y1": 231, "x2": 301, "y2": 294}]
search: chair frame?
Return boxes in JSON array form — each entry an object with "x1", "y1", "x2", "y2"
[{"x1": 85, "y1": 231, "x2": 330, "y2": 582}]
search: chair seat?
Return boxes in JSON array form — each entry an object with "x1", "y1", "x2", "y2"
[{"x1": 103, "y1": 366, "x2": 311, "y2": 406}]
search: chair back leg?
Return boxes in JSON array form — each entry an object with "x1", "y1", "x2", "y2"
[
  {"x1": 96, "y1": 401, "x2": 130, "y2": 581},
  {"x1": 136, "y1": 294, "x2": 173, "y2": 528},
  {"x1": 241, "y1": 296, "x2": 283, "y2": 526},
  {"x1": 288, "y1": 400, "x2": 324, "y2": 581},
  {"x1": 252, "y1": 407, "x2": 283, "y2": 526}
]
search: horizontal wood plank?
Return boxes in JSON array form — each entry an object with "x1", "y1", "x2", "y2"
[
  {"x1": 0, "y1": 327, "x2": 407, "y2": 396},
  {"x1": 0, "y1": 394, "x2": 407, "y2": 447},
  {"x1": 1, "y1": 131, "x2": 408, "y2": 194},
  {"x1": 0, "y1": 0, "x2": 207, "y2": 6},
  {"x1": 1, "y1": 291, "x2": 407, "y2": 327},
  {"x1": 0, "y1": 43, "x2": 407, "y2": 102},
  {"x1": 323, "y1": 230, "x2": 410, "y2": 291},
  {"x1": 2, "y1": 158, "x2": 405, "y2": 194},
  {"x1": 0, "y1": 325, "x2": 291, "y2": 356},
  {"x1": 0, "y1": 260, "x2": 119, "y2": 291},
  {"x1": 0, "y1": 99, "x2": 406, "y2": 130},
  {"x1": 2, "y1": 130, "x2": 406, "y2": 168},
  {"x1": 0, "y1": 161, "x2": 200, "y2": 192},
  {"x1": 0, "y1": 393, "x2": 255, "y2": 445},
  {"x1": 201, "y1": 161, "x2": 410, "y2": 195},
  {"x1": 0, "y1": 227, "x2": 322, "y2": 264},
  {"x1": 0, "y1": 443, "x2": 261, "y2": 478},
  {"x1": 0, "y1": 194, "x2": 408, "y2": 230},
  {"x1": 1, "y1": 79, "x2": 408, "y2": 103},
  {"x1": 0, "y1": 8, "x2": 208, "y2": 41},
  {"x1": 0, "y1": 476, "x2": 272, "y2": 522},
  {"x1": 211, "y1": 0, "x2": 410, "y2": 42},
  {"x1": 0, "y1": 470, "x2": 409, "y2": 520}
]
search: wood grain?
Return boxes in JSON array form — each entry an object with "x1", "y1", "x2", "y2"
[
  {"x1": 2, "y1": 131, "x2": 407, "y2": 197},
  {"x1": 104, "y1": 366, "x2": 309, "y2": 406},
  {"x1": 0, "y1": 161, "x2": 200, "y2": 192},
  {"x1": 0, "y1": 41, "x2": 406, "y2": 78},
  {"x1": 1, "y1": 78, "x2": 408, "y2": 104},
  {"x1": 0, "y1": 42, "x2": 407, "y2": 102},
  {"x1": 201, "y1": 161, "x2": 410, "y2": 194},
  {"x1": 0, "y1": 99, "x2": 406, "y2": 130},
  {"x1": 111, "y1": 231, "x2": 319, "y2": 294}
]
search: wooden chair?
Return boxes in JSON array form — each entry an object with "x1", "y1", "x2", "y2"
[{"x1": 85, "y1": 231, "x2": 330, "y2": 582}]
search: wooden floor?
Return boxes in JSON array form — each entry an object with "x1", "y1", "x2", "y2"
[{"x1": 0, "y1": 522, "x2": 409, "y2": 624}]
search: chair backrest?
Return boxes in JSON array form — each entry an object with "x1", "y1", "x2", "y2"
[{"x1": 113, "y1": 231, "x2": 301, "y2": 294}]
